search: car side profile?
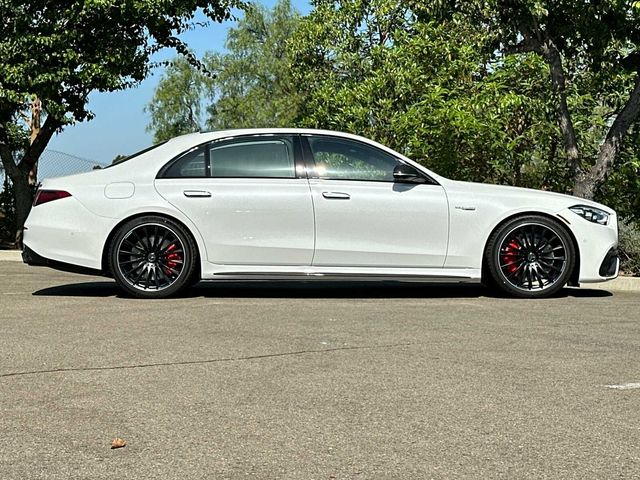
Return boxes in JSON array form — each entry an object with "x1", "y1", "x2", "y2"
[{"x1": 23, "y1": 128, "x2": 619, "y2": 298}]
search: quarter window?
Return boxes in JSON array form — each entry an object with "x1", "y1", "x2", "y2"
[
  {"x1": 162, "y1": 147, "x2": 207, "y2": 178},
  {"x1": 307, "y1": 136, "x2": 403, "y2": 182}
]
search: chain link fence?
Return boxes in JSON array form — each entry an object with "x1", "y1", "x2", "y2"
[
  {"x1": 1, "y1": 150, "x2": 108, "y2": 244},
  {"x1": 1, "y1": 149, "x2": 108, "y2": 190},
  {"x1": 1, "y1": 149, "x2": 108, "y2": 185}
]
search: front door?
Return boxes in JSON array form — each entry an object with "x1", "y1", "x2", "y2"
[{"x1": 302, "y1": 135, "x2": 449, "y2": 268}]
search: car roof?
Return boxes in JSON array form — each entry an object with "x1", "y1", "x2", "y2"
[{"x1": 170, "y1": 128, "x2": 382, "y2": 144}]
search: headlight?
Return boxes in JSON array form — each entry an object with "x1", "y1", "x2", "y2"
[{"x1": 569, "y1": 205, "x2": 610, "y2": 225}]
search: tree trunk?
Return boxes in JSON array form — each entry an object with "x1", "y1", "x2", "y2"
[
  {"x1": 573, "y1": 75, "x2": 640, "y2": 199},
  {"x1": 27, "y1": 98, "x2": 42, "y2": 187},
  {"x1": 11, "y1": 172, "x2": 32, "y2": 247},
  {"x1": 539, "y1": 38, "x2": 582, "y2": 178},
  {"x1": 1, "y1": 112, "x2": 60, "y2": 247}
]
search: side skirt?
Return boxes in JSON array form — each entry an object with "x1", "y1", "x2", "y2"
[{"x1": 200, "y1": 265, "x2": 482, "y2": 283}]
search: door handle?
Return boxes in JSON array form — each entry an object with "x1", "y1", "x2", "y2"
[
  {"x1": 183, "y1": 190, "x2": 212, "y2": 198},
  {"x1": 322, "y1": 192, "x2": 351, "y2": 200}
]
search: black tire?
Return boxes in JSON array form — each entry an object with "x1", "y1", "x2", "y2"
[
  {"x1": 485, "y1": 215, "x2": 575, "y2": 298},
  {"x1": 108, "y1": 216, "x2": 199, "y2": 298}
]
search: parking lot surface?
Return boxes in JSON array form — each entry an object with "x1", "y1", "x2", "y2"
[{"x1": 1, "y1": 261, "x2": 639, "y2": 479}]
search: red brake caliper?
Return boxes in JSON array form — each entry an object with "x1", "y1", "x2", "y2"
[
  {"x1": 501, "y1": 240, "x2": 520, "y2": 274},
  {"x1": 164, "y1": 243, "x2": 182, "y2": 275}
]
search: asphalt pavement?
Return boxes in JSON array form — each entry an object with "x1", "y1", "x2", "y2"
[{"x1": 1, "y1": 261, "x2": 639, "y2": 479}]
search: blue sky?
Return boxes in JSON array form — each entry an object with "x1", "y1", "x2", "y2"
[{"x1": 48, "y1": 1, "x2": 311, "y2": 165}]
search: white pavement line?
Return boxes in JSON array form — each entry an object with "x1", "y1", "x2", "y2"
[{"x1": 606, "y1": 382, "x2": 640, "y2": 390}]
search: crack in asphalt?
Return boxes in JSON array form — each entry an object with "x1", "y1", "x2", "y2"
[{"x1": 0, "y1": 342, "x2": 415, "y2": 379}]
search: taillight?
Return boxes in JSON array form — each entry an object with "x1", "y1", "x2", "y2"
[{"x1": 33, "y1": 189, "x2": 72, "y2": 207}]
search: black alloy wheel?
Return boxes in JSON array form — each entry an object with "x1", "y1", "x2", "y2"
[
  {"x1": 109, "y1": 216, "x2": 198, "y2": 298},
  {"x1": 485, "y1": 215, "x2": 575, "y2": 298}
]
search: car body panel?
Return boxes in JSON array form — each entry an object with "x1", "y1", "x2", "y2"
[
  {"x1": 155, "y1": 177, "x2": 315, "y2": 265},
  {"x1": 308, "y1": 179, "x2": 449, "y2": 268}
]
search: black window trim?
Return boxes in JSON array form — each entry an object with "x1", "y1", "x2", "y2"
[
  {"x1": 299, "y1": 133, "x2": 440, "y2": 186},
  {"x1": 156, "y1": 134, "x2": 306, "y2": 180}
]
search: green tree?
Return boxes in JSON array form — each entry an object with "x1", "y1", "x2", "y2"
[
  {"x1": 147, "y1": 0, "x2": 301, "y2": 141},
  {"x1": 465, "y1": 0, "x2": 640, "y2": 199},
  {"x1": 288, "y1": 0, "x2": 640, "y2": 209},
  {"x1": 0, "y1": 0, "x2": 235, "y2": 245},
  {"x1": 288, "y1": 1, "x2": 561, "y2": 185},
  {"x1": 146, "y1": 56, "x2": 213, "y2": 143}
]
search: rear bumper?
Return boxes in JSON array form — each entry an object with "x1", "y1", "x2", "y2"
[
  {"x1": 22, "y1": 245, "x2": 103, "y2": 276},
  {"x1": 22, "y1": 245, "x2": 48, "y2": 266},
  {"x1": 23, "y1": 195, "x2": 114, "y2": 270}
]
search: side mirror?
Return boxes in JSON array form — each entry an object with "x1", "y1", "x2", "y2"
[{"x1": 393, "y1": 164, "x2": 426, "y2": 184}]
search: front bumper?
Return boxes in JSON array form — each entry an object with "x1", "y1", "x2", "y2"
[
  {"x1": 598, "y1": 247, "x2": 620, "y2": 278},
  {"x1": 559, "y1": 207, "x2": 619, "y2": 283}
]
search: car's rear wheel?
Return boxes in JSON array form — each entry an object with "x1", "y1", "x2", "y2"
[
  {"x1": 485, "y1": 215, "x2": 575, "y2": 298},
  {"x1": 109, "y1": 216, "x2": 198, "y2": 298}
]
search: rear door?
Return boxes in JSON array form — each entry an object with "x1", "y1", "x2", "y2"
[{"x1": 155, "y1": 135, "x2": 314, "y2": 266}]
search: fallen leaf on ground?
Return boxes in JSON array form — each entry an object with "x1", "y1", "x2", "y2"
[{"x1": 111, "y1": 438, "x2": 127, "y2": 449}]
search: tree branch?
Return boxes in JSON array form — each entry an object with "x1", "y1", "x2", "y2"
[
  {"x1": 502, "y1": 35, "x2": 540, "y2": 55},
  {"x1": 0, "y1": 142, "x2": 18, "y2": 179},
  {"x1": 573, "y1": 74, "x2": 640, "y2": 199},
  {"x1": 18, "y1": 115, "x2": 60, "y2": 172}
]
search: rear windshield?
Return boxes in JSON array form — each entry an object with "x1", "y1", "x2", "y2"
[{"x1": 107, "y1": 141, "x2": 168, "y2": 167}]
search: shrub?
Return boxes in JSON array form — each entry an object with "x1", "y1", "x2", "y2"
[{"x1": 619, "y1": 220, "x2": 640, "y2": 277}]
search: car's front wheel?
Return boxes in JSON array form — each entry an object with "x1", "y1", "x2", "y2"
[
  {"x1": 108, "y1": 216, "x2": 198, "y2": 298},
  {"x1": 485, "y1": 215, "x2": 575, "y2": 298}
]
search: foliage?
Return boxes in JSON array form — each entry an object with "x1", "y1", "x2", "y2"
[
  {"x1": 0, "y1": 0, "x2": 235, "y2": 124},
  {"x1": 288, "y1": 3, "x2": 561, "y2": 185},
  {"x1": 147, "y1": 0, "x2": 301, "y2": 140},
  {"x1": 146, "y1": 57, "x2": 213, "y2": 143},
  {"x1": 619, "y1": 220, "x2": 640, "y2": 276},
  {"x1": 0, "y1": 0, "x2": 236, "y2": 243},
  {"x1": 286, "y1": 0, "x2": 640, "y2": 209},
  {"x1": 207, "y1": 0, "x2": 302, "y2": 129},
  {"x1": 145, "y1": 0, "x2": 640, "y2": 226},
  {"x1": 456, "y1": 0, "x2": 640, "y2": 199}
]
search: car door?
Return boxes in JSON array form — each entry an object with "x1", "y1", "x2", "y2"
[
  {"x1": 154, "y1": 134, "x2": 314, "y2": 266},
  {"x1": 302, "y1": 134, "x2": 449, "y2": 268}
]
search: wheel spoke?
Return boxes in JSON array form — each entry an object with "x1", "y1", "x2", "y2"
[
  {"x1": 120, "y1": 258, "x2": 145, "y2": 267},
  {"x1": 500, "y1": 260, "x2": 520, "y2": 268},
  {"x1": 506, "y1": 262, "x2": 525, "y2": 279},
  {"x1": 132, "y1": 265, "x2": 146, "y2": 286},
  {"x1": 533, "y1": 266, "x2": 545, "y2": 289},
  {"x1": 159, "y1": 261, "x2": 180, "y2": 276}
]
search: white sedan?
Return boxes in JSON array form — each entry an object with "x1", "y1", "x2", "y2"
[{"x1": 23, "y1": 129, "x2": 619, "y2": 298}]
